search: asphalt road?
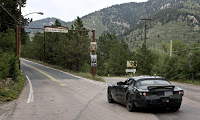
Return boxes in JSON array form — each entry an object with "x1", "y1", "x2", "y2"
[{"x1": 1, "y1": 59, "x2": 200, "y2": 120}]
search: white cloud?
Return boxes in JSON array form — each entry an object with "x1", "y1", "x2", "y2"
[{"x1": 22, "y1": 0, "x2": 148, "y2": 22}]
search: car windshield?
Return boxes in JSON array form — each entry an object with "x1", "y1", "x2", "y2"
[{"x1": 136, "y1": 79, "x2": 170, "y2": 86}]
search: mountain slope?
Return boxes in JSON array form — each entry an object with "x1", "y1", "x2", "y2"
[
  {"x1": 122, "y1": 0, "x2": 200, "y2": 50},
  {"x1": 66, "y1": 0, "x2": 188, "y2": 38},
  {"x1": 26, "y1": 0, "x2": 200, "y2": 49},
  {"x1": 26, "y1": 17, "x2": 67, "y2": 33}
]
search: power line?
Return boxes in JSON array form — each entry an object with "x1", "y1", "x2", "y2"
[
  {"x1": 0, "y1": 21, "x2": 16, "y2": 28},
  {"x1": 0, "y1": 19, "x2": 17, "y2": 26},
  {"x1": 0, "y1": 4, "x2": 19, "y2": 24}
]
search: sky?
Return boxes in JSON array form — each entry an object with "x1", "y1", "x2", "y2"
[{"x1": 22, "y1": 0, "x2": 148, "y2": 22}]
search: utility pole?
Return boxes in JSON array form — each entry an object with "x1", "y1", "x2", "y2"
[
  {"x1": 170, "y1": 40, "x2": 173, "y2": 57},
  {"x1": 18, "y1": 0, "x2": 22, "y2": 68},
  {"x1": 16, "y1": 25, "x2": 19, "y2": 57},
  {"x1": 140, "y1": 18, "x2": 152, "y2": 45},
  {"x1": 91, "y1": 30, "x2": 96, "y2": 76}
]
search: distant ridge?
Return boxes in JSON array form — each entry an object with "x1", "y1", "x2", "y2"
[{"x1": 25, "y1": 17, "x2": 67, "y2": 33}]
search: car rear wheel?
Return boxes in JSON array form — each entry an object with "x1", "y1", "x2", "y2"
[
  {"x1": 107, "y1": 89, "x2": 114, "y2": 103},
  {"x1": 126, "y1": 93, "x2": 136, "y2": 112}
]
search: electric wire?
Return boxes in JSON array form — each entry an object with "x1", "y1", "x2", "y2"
[
  {"x1": 0, "y1": 4, "x2": 19, "y2": 24},
  {"x1": 0, "y1": 19, "x2": 17, "y2": 26}
]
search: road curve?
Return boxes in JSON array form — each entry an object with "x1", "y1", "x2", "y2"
[{"x1": 1, "y1": 59, "x2": 200, "y2": 120}]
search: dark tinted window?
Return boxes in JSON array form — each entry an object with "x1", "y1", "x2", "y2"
[{"x1": 136, "y1": 79, "x2": 170, "y2": 86}]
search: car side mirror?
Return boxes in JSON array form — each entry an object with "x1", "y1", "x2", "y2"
[{"x1": 117, "y1": 81, "x2": 123, "y2": 86}]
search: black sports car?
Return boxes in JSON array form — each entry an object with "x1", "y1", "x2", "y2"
[{"x1": 107, "y1": 76, "x2": 184, "y2": 112}]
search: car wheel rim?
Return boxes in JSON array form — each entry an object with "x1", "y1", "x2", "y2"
[{"x1": 127, "y1": 95, "x2": 132, "y2": 110}]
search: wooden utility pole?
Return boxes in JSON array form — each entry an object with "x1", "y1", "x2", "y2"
[
  {"x1": 16, "y1": 25, "x2": 19, "y2": 57},
  {"x1": 140, "y1": 18, "x2": 152, "y2": 45},
  {"x1": 91, "y1": 30, "x2": 96, "y2": 76},
  {"x1": 170, "y1": 40, "x2": 173, "y2": 57},
  {"x1": 18, "y1": 0, "x2": 22, "y2": 68}
]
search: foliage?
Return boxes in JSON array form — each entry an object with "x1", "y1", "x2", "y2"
[
  {"x1": 135, "y1": 44, "x2": 156, "y2": 75},
  {"x1": 97, "y1": 33, "x2": 134, "y2": 76},
  {"x1": 0, "y1": 74, "x2": 25, "y2": 101},
  {"x1": 0, "y1": 0, "x2": 29, "y2": 45},
  {"x1": 22, "y1": 17, "x2": 90, "y2": 72},
  {"x1": 152, "y1": 40, "x2": 200, "y2": 81},
  {"x1": 0, "y1": 29, "x2": 20, "y2": 81},
  {"x1": 21, "y1": 0, "x2": 200, "y2": 82},
  {"x1": 0, "y1": 0, "x2": 28, "y2": 102}
]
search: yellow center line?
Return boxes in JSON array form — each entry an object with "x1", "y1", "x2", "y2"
[{"x1": 22, "y1": 63, "x2": 68, "y2": 86}]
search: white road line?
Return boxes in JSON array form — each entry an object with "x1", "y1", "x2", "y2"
[{"x1": 26, "y1": 75, "x2": 34, "y2": 103}]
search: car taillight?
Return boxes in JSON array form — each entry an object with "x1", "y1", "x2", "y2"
[
  {"x1": 179, "y1": 91, "x2": 184, "y2": 95},
  {"x1": 139, "y1": 92, "x2": 147, "y2": 96}
]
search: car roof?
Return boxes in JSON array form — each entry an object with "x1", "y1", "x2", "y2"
[{"x1": 129, "y1": 76, "x2": 166, "y2": 81}]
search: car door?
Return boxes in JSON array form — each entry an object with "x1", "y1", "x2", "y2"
[
  {"x1": 115, "y1": 81, "x2": 124, "y2": 102},
  {"x1": 118, "y1": 79, "x2": 133, "y2": 103},
  {"x1": 111, "y1": 84, "x2": 118, "y2": 101}
]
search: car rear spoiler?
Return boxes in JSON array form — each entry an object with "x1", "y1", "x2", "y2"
[{"x1": 148, "y1": 85, "x2": 175, "y2": 90}]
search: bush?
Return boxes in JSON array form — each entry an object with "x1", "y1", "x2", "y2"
[
  {"x1": 0, "y1": 50, "x2": 11, "y2": 80},
  {"x1": 0, "y1": 74, "x2": 25, "y2": 101},
  {"x1": 8, "y1": 56, "x2": 20, "y2": 81},
  {"x1": 0, "y1": 50, "x2": 19, "y2": 81}
]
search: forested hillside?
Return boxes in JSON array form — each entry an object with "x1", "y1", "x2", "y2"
[
  {"x1": 66, "y1": 0, "x2": 188, "y2": 37},
  {"x1": 123, "y1": 0, "x2": 200, "y2": 50},
  {"x1": 22, "y1": 0, "x2": 200, "y2": 81}
]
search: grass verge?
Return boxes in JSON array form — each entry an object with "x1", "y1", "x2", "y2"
[
  {"x1": 74, "y1": 72, "x2": 104, "y2": 82},
  {"x1": 0, "y1": 74, "x2": 25, "y2": 102},
  {"x1": 22, "y1": 58, "x2": 104, "y2": 82}
]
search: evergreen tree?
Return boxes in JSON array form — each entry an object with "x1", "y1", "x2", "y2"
[
  {"x1": 97, "y1": 33, "x2": 133, "y2": 76},
  {"x1": 136, "y1": 44, "x2": 155, "y2": 75},
  {"x1": 72, "y1": 17, "x2": 90, "y2": 71}
]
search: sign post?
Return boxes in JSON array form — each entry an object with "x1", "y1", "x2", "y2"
[
  {"x1": 91, "y1": 30, "x2": 96, "y2": 76},
  {"x1": 43, "y1": 27, "x2": 96, "y2": 76}
]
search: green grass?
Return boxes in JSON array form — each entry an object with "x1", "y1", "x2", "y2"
[
  {"x1": 0, "y1": 74, "x2": 25, "y2": 102},
  {"x1": 74, "y1": 72, "x2": 104, "y2": 82},
  {"x1": 22, "y1": 58, "x2": 105, "y2": 82}
]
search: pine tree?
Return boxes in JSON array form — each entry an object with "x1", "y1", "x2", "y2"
[{"x1": 136, "y1": 44, "x2": 155, "y2": 75}]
